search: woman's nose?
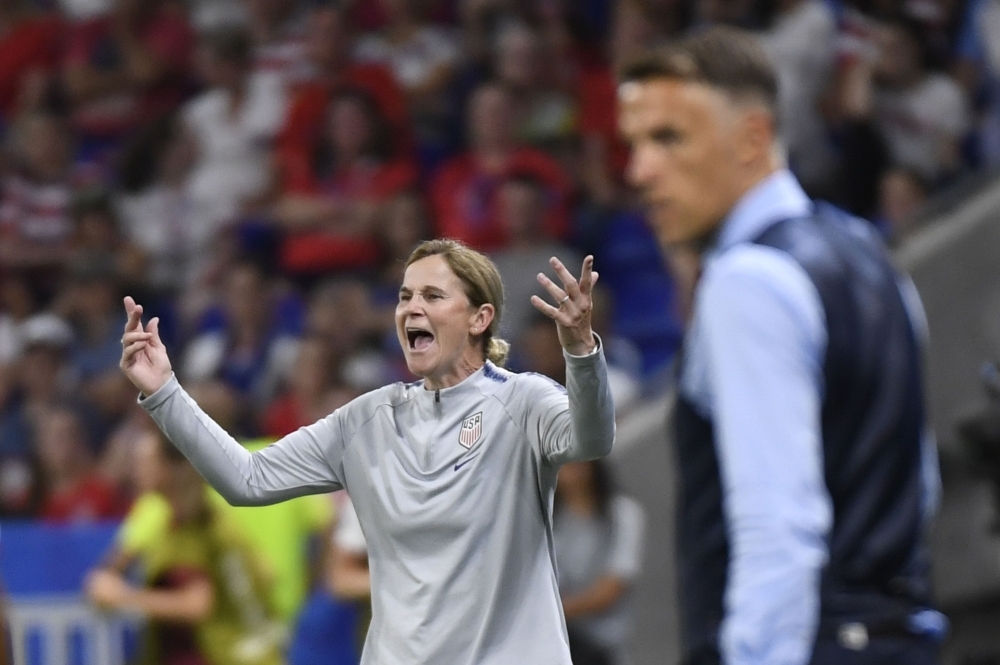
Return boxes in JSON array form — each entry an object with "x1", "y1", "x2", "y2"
[{"x1": 398, "y1": 298, "x2": 422, "y2": 317}]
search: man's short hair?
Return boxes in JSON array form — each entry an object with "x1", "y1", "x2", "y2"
[{"x1": 619, "y1": 26, "x2": 778, "y2": 113}]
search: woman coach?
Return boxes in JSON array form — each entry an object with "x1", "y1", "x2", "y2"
[{"x1": 119, "y1": 239, "x2": 616, "y2": 665}]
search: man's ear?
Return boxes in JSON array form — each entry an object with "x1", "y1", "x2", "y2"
[{"x1": 737, "y1": 107, "x2": 777, "y2": 166}]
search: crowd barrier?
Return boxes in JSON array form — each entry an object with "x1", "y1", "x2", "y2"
[{"x1": 0, "y1": 521, "x2": 138, "y2": 665}]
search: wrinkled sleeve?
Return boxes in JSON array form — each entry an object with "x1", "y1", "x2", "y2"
[
  {"x1": 520, "y1": 335, "x2": 615, "y2": 466},
  {"x1": 140, "y1": 375, "x2": 346, "y2": 506}
]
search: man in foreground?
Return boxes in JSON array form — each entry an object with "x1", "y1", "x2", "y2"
[{"x1": 618, "y1": 26, "x2": 945, "y2": 664}]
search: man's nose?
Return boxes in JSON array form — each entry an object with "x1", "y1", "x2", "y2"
[{"x1": 626, "y1": 145, "x2": 658, "y2": 191}]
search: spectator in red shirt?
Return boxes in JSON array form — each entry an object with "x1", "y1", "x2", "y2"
[
  {"x1": 275, "y1": 88, "x2": 418, "y2": 275},
  {"x1": 353, "y1": 0, "x2": 461, "y2": 145},
  {"x1": 62, "y1": 0, "x2": 194, "y2": 153},
  {"x1": 0, "y1": 0, "x2": 64, "y2": 122},
  {"x1": 36, "y1": 405, "x2": 124, "y2": 523},
  {"x1": 246, "y1": 0, "x2": 310, "y2": 86},
  {"x1": 277, "y1": 5, "x2": 410, "y2": 158},
  {"x1": 430, "y1": 81, "x2": 572, "y2": 251}
]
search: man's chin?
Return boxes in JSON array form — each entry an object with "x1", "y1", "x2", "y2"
[
  {"x1": 650, "y1": 218, "x2": 688, "y2": 247},
  {"x1": 656, "y1": 225, "x2": 718, "y2": 253},
  {"x1": 656, "y1": 231, "x2": 694, "y2": 251}
]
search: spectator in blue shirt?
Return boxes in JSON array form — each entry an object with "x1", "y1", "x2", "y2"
[
  {"x1": 181, "y1": 258, "x2": 304, "y2": 407},
  {"x1": 618, "y1": 26, "x2": 944, "y2": 665}
]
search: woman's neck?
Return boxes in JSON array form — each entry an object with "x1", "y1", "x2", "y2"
[{"x1": 423, "y1": 354, "x2": 484, "y2": 391}]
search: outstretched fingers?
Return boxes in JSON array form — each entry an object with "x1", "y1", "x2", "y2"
[
  {"x1": 122, "y1": 330, "x2": 152, "y2": 347},
  {"x1": 578, "y1": 256, "x2": 595, "y2": 295},
  {"x1": 123, "y1": 296, "x2": 145, "y2": 334},
  {"x1": 530, "y1": 294, "x2": 566, "y2": 322},
  {"x1": 532, "y1": 256, "x2": 599, "y2": 326},
  {"x1": 549, "y1": 256, "x2": 580, "y2": 299},
  {"x1": 121, "y1": 297, "x2": 157, "y2": 372},
  {"x1": 146, "y1": 317, "x2": 162, "y2": 348},
  {"x1": 536, "y1": 271, "x2": 568, "y2": 306},
  {"x1": 121, "y1": 338, "x2": 149, "y2": 366}
]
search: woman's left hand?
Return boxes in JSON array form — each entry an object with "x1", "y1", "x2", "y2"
[{"x1": 531, "y1": 255, "x2": 599, "y2": 356}]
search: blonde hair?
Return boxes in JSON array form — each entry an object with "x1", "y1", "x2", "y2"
[{"x1": 405, "y1": 239, "x2": 510, "y2": 367}]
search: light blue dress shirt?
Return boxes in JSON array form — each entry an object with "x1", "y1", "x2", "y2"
[
  {"x1": 681, "y1": 169, "x2": 837, "y2": 665},
  {"x1": 680, "y1": 169, "x2": 940, "y2": 664}
]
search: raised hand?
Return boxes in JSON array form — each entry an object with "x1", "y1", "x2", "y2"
[
  {"x1": 530, "y1": 255, "x2": 599, "y2": 356},
  {"x1": 119, "y1": 296, "x2": 172, "y2": 396}
]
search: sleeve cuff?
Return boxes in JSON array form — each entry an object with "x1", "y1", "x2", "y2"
[
  {"x1": 563, "y1": 333, "x2": 604, "y2": 362},
  {"x1": 137, "y1": 373, "x2": 180, "y2": 410}
]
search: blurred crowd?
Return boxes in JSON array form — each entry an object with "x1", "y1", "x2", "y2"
[
  {"x1": 3, "y1": 0, "x2": 996, "y2": 661},
  {"x1": 0, "y1": 0, "x2": 993, "y2": 523}
]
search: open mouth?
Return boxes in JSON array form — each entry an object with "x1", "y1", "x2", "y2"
[{"x1": 406, "y1": 328, "x2": 435, "y2": 352}]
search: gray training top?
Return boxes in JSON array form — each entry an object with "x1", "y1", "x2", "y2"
[{"x1": 140, "y1": 343, "x2": 615, "y2": 665}]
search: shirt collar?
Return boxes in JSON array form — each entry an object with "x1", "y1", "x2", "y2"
[
  {"x1": 413, "y1": 362, "x2": 497, "y2": 400},
  {"x1": 710, "y1": 169, "x2": 813, "y2": 257}
]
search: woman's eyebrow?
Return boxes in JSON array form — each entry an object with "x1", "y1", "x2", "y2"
[{"x1": 398, "y1": 285, "x2": 446, "y2": 295}]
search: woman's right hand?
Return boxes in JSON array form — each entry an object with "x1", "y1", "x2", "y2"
[{"x1": 119, "y1": 296, "x2": 172, "y2": 397}]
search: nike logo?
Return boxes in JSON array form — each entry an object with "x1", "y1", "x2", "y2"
[{"x1": 454, "y1": 454, "x2": 480, "y2": 471}]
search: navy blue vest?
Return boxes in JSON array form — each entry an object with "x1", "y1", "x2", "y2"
[{"x1": 674, "y1": 204, "x2": 930, "y2": 664}]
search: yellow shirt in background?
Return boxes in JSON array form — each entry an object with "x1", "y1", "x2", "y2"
[
  {"x1": 121, "y1": 439, "x2": 334, "y2": 623},
  {"x1": 118, "y1": 493, "x2": 285, "y2": 665}
]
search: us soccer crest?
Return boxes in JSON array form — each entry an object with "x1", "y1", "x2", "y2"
[{"x1": 459, "y1": 412, "x2": 483, "y2": 449}]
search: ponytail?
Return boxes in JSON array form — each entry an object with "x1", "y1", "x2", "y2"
[{"x1": 485, "y1": 336, "x2": 510, "y2": 367}]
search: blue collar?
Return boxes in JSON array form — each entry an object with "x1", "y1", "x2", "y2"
[{"x1": 710, "y1": 169, "x2": 813, "y2": 258}]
